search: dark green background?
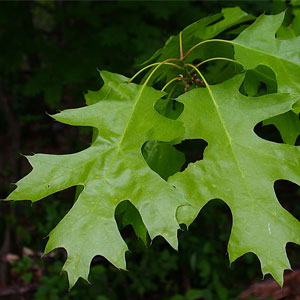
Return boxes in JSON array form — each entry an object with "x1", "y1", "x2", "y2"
[{"x1": 1, "y1": 1, "x2": 299, "y2": 299}]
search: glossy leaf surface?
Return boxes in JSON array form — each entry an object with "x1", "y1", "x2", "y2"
[
  {"x1": 5, "y1": 9, "x2": 300, "y2": 290},
  {"x1": 230, "y1": 13, "x2": 300, "y2": 144},
  {"x1": 170, "y1": 75, "x2": 300, "y2": 285},
  {"x1": 7, "y1": 72, "x2": 186, "y2": 287}
]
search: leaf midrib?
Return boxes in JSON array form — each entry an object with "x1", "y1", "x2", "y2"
[
  {"x1": 206, "y1": 85, "x2": 256, "y2": 203},
  {"x1": 117, "y1": 84, "x2": 148, "y2": 150}
]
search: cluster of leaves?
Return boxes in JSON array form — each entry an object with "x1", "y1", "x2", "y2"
[{"x1": 5, "y1": 0, "x2": 300, "y2": 293}]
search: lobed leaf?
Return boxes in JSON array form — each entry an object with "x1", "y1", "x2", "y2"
[
  {"x1": 5, "y1": 9, "x2": 300, "y2": 289},
  {"x1": 229, "y1": 12, "x2": 300, "y2": 144},
  {"x1": 7, "y1": 72, "x2": 187, "y2": 287},
  {"x1": 170, "y1": 75, "x2": 300, "y2": 285}
]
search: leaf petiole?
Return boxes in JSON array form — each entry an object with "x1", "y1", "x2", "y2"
[
  {"x1": 184, "y1": 63, "x2": 209, "y2": 87},
  {"x1": 161, "y1": 77, "x2": 181, "y2": 92},
  {"x1": 179, "y1": 31, "x2": 184, "y2": 60},
  {"x1": 182, "y1": 39, "x2": 228, "y2": 60},
  {"x1": 195, "y1": 57, "x2": 241, "y2": 68},
  {"x1": 129, "y1": 60, "x2": 183, "y2": 83}
]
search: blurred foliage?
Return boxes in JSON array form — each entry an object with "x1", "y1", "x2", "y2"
[{"x1": 1, "y1": 0, "x2": 300, "y2": 299}]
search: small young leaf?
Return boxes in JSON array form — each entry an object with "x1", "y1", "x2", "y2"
[
  {"x1": 143, "y1": 7, "x2": 254, "y2": 85},
  {"x1": 145, "y1": 7, "x2": 254, "y2": 64}
]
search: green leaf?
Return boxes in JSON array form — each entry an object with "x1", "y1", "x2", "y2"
[
  {"x1": 232, "y1": 12, "x2": 300, "y2": 80},
  {"x1": 240, "y1": 64, "x2": 300, "y2": 145},
  {"x1": 240, "y1": 65, "x2": 299, "y2": 145},
  {"x1": 84, "y1": 71, "x2": 128, "y2": 106},
  {"x1": 115, "y1": 200, "x2": 148, "y2": 244},
  {"x1": 142, "y1": 7, "x2": 253, "y2": 86},
  {"x1": 86, "y1": 72, "x2": 185, "y2": 232},
  {"x1": 271, "y1": 0, "x2": 287, "y2": 14},
  {"x1": 276, "y1": 3, "x2": 300, "y2": 39},
  {"x1": 292, "y1": 99, "x2": 300, "y2": 114},
  {"x1": 170, "y1": 75, "x2": 300, "y2": 285},
  {"x1": 145, "y1": 7, "x2": 254, "y2": 64},
  {"x1": 277, "y1": 23, "x2": 299, "y2": 39},
  {"x1": 142, "y1": 141, "x2": 185, "y2": 181},
  {"x1": 242, "y1": 65, "x2": 277, "y2": 97},
  {"x1": 7, "y1": 72, "x2": 186, "y2": 288},
  {"x1": 229, "y1": 12, "x2": 300, "y2": 144},
  {"x1": 87, "y1": 72, "x2": 184, "y2": 240},
  {"x1": 264, "y1": 111, "x2": 300, "y2": 144},
  {"x1": 292, "y1": 0, "x2": 300, "y2": 5},
  {"x1": 154, "y1": 98, "x2": 184, "y2": 120}
]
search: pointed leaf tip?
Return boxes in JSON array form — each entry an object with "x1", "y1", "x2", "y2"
[
  {"x1": 14, "y1": 76, "x2": 186, "y2": 288},
  {"x1": 170, "y1": 73, "x2": 300, "y2": 287}
]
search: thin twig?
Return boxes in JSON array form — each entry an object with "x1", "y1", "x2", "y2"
[
  {"x1": 183, "y1": 39, "x2": 227, "y2": 60},
  {"x1": 129, "y1": 60, "x2": 182, "y2": 83}
]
